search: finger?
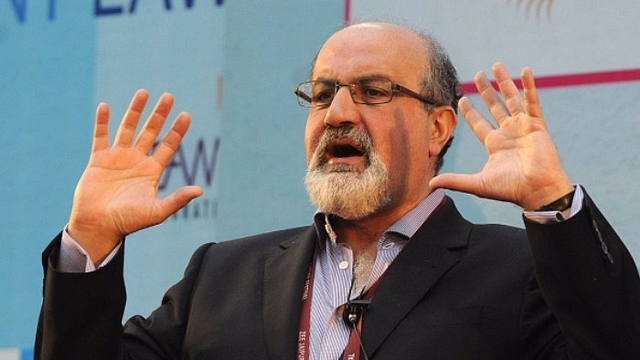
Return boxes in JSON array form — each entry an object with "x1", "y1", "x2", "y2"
[
  {"x1": 429, "y1": 172, "x2": 484, "y2": 197},
  {"x1": 152, "y1": 111, "x2": 192, "y2": 167},
  {"x1": 474, "y1": 70, "x2": 510, "y2": 123},
  {"x1": 154, "y1": 185, "x2": 203, "y2": 221},
  {"x1": 113, "y1": 89, "x2": 150, "y2": 147},
  {"x1": 92, "y1": 102, "x2": 111, "y2": 153},
  {"x1": 521, "y1": 67, "x2": 543, "y2": 118},
  {"x1": 492, "y1": 63, "x2": 525, "y2": 116},
  {"x1": 134, "y1": 92, "x2": 175, "y2": 153},
  {"x1": 459, "y1": 97, "x2": 495, "y2": 144}
]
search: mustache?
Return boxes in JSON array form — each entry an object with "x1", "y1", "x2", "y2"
[{"x1": 310, "y1": 126, "x2": 374, "y2": 168}]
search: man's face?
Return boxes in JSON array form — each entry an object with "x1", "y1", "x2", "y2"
[{"x1": 304, "y1": 23, "x2": 440, "y2": 220}]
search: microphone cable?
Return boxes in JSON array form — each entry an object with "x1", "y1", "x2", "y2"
[
  {"x1": 346, "y1": 309, "x2": 370, "y2": 360},
  {"x1": 341, "y1": 276, "x2": 371, "y2": 360}
]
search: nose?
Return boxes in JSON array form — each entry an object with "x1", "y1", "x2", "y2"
[{"x1": 323, "y1": 86, "x2": 362, "y2": 128}]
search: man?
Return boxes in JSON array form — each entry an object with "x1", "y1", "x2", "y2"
[{"x1": 36, "y1": 22, "x2": 640, "y2": 359}]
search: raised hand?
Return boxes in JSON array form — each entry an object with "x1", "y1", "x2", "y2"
[
  {"x1": 68, "y1": 90, "x2": 203, "y2": 264},
  {"x1": 430, "y1": 63, "x2": 573, "y2": 210}
]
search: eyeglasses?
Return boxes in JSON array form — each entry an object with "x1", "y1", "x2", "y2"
[{"x1": 294, "y1": 78, "x2": 438, "y2": 108}]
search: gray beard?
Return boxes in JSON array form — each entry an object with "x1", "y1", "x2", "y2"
[{"x1": 305, "y1": 149, "x2": 390, "y2": 220}]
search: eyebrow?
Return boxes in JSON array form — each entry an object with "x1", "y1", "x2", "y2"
[{"x1": 312, "y1": 73, "x2": 394, "y2": 83}]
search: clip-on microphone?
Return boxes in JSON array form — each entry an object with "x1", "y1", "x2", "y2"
[
  {"x1": 342, "y1": 274, "x2": 372, "y2": 326},
  {"x1": 342, "y1": 298, "x2": 372, "y2": 325},
  {"x1": 341, "y1": 297, "x2": 372, "y2": 360},
  {"x1": 341, "y1": 276, "x2": 373, "y2": 360}
]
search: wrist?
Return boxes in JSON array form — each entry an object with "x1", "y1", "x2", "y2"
[
  {"x1": 67, "y1": 222, "x2": 122, "y2": 265},
  {"x1": 535, "y1": 188, "x2": 575, "y2": 212}
]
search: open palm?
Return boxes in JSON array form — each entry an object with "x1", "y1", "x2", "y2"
[
  {"x1": 69, "y1": 90, "x2": 203, "y2": 263},
  {"x1": 430, "y1": 63, "x2": 573, "y2": 210}
]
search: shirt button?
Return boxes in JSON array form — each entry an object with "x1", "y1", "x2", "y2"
[
  {"x1": 339, "y1": 261, "x2": 349, "y2": 270},
  {"x1": 382, "y1": 242, "x2": 395, "y2": 250}
]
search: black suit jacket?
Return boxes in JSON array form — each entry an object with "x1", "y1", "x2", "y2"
[{"x1": 36, "y1": 193, "x2": 640, "y2": 359}]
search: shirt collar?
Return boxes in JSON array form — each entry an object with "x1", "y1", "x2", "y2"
[{"x1": 312, "y1": 188, "x2": 446, "y2": 246}]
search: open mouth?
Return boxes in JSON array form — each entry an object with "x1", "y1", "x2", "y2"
[{"x1": 326, "y1": 140, "x2": 365, "y2": 159}]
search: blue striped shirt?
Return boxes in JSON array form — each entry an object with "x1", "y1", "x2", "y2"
[{"x1": 309, "y1": 189, "x2": 445, "y2": 360}]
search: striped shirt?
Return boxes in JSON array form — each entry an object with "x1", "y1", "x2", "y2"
[{"x1": 308, "y1": 188, "x2": 445, "y2": 360}]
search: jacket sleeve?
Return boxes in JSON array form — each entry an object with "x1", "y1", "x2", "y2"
[
  {"x1": 35, "y1": 233, "x2": 213, "y2": 360},
  {"x1": 524, "y1": 189, "x2": 640, "y2": 360}
]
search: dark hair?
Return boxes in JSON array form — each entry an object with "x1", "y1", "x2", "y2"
[{"x1": 416, "y1": 33, "x2": 462, "y2": 172}]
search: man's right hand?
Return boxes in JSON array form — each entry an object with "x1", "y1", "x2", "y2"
[{"x1": 68, "y1": 89, "x2": 203, "y2": 266}]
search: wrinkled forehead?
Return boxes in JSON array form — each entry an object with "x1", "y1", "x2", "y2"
[{"x1": 312, "y1": 23, "x2": 428, "y2": 85}]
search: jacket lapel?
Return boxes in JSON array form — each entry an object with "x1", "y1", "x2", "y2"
[
  {"x1": 263, "y1": 226, "x2": 317, "y2": 359},
  {"x1": 361, "y1": 197, "x2": 472, "y2": 355}
]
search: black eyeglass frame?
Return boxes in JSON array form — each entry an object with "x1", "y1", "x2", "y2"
[{"x1": 294, "y1": 78, "x2": 440, "y2": 108}]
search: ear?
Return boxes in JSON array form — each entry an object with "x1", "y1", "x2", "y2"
[{"x1": 428, "y1": 106, "x2": 457, "y2": 156}]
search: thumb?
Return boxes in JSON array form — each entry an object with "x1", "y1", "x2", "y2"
[
  {"x1": 430, "y1": 173, "x2": 482, "y2": 196},
  {"x1": 156, "y1": 185, "x2": 204, "y2": 220}
]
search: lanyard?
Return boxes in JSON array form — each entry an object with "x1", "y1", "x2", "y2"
[
  {"x1": 297, "y1": 250, "x2": 385, "y2": 360},
  {"x1": 297, "y1": 251, "x2": 316, "y2": 360}
]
